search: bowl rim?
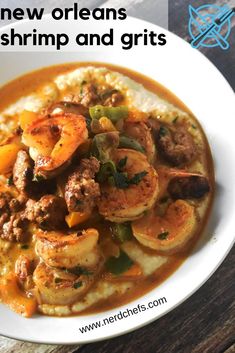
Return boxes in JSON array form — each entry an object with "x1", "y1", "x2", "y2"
[{"x1": 0, "y1": 14, "x2": 234, "y2": 345}]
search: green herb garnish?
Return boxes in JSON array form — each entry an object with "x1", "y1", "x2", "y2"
[
  {"x1": 108, "y1": 170, "x2": 147, "y2": 189},
  {"x1": 73, "y1": 281, "x2": 83, "y2": 289},
  {"x1": 159, "y1": 126, "x2": 168, "y2": 137},
  {"x1": 111, "y1": 223, "x2": 133, "y2": 243},
  {"x1": 68, "y1": 267, "x2": 93, "y2": 276},
  {"x1": 128, "y1": 171, "x2": 148, "y2": 185},
  {"x1": 119, "y1": 136, "x2": 145, "y2": 153},
  {"x1": 105, "y1": 250, "x2": 134, "y2": 275},
  {"x1": 117, "y1": 156, "x2": 128, "y2": 171},
  {"x1": 21, "y1": 244, "x2": 29, "y2": 250},
  {"x1": 112, "y1": 172, "x2": 129, "y2": 189},
  {"x1": 157, "y1": 231, "x2": 169, "y2": 240},
  {"x1": 172, "y1": 116, "x2": 179, "y2": 124},
  {"x1": 191, "y1": 124, "x2": 197, "y2": 129},
  {"x1": 7, "y1": 175, "x2": 14, "y2": 186},
  {"x1": 97, "y1": 160, "x2": 117, "y2": 183}
]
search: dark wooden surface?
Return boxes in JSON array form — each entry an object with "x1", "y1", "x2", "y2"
[{"x1": 0, "y1": 0, "x2": 234, "y2": 352}]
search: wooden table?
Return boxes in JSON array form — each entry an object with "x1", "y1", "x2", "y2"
[{"x1": 0, "y1": 1, "x2": 234, "y2": 352}]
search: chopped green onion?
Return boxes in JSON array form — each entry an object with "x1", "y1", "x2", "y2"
[
  {"x1": 159, "y1": 126, "x2": 168, "y2": 137},
  {"x1": 111, "y1": 223, "x2": 133, "y2": 243},
  {"x1": 129, "y1": 171, "x2": 148, "y2": 185},
  {"x1": 90, "y1": 132, "x2": 119, "y2": 163},
  {"x1": 68, "y1": 267, "x2": 93, "y2": 276},
  {"x1": 97, "y1": 160, "x2": 117, "y2": 183},
  {"x1": 117, "y1": 156, "x2": 128, "y2": 171},
  {"x1": 89, "y1": 105, "x2": 128, "y2": 123}
]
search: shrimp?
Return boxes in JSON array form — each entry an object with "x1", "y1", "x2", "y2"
[
  {"x1": 123, "y1": 121, "x2": 156, "y2": 163},
  {"x1": 35, "y1": 228, "x2": 102, "y2": 269},
  {"x1": 98, "y1": 149, "x2": 159, "y2": 222},
  {"x1": 132, "y1": 200, "x2": 196, "y2": 253},
  {"x1": 33, "y1": 262, "x2": 97, "y2": 305},
  {"x1": 22, "y1": 113, "x2": 88, "y2": 177}
]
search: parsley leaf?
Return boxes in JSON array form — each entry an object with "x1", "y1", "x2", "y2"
[
  {"x1": 117, "y1": 156, "x2": 128, "y2": 171},
  {"x1": 68, "y1": 267, "x2": 93, "y2": 276},
  {"x1": 105, "y1": 250, "x2": 134, "y2": 275},
  {"x1": 73, "y1": 281, "x2": 83, "y2": 289},
  {"x1": 157, "y1": 231, "x2": 169, "y2": 240},
  {"x1": 128, "y1": 171, "x2": 148, "y2": 185},
  {"x1": 7, "y1": 175, "x2": 14, "y2": 186}
]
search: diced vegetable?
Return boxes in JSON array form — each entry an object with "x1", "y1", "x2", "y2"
[
  {"x1": 0, "y1": 143, "x2": 21, "y2": 175},
  {"x1": 126, "y1": 110, "x2": 148, "y2": 122},
  {"x1": 119, "y1": 135, "x2": 145, "y2": 153},
  {"x1": 91, "y1": 132, "x2": 119, "y2": 163},
  {"x1": 19, "y1": 110, "x2": 38, "y2": 130},
  {"x1": 66, "y1": 211, "x2": 91, "y2": 228},
  {"x1": 0, "y1": 273, "x2": 37, "y2": 318},
  {"x1": 111, "y1": 223, "x2": 133, "y2": 243},
  {"x1": 89, "y1": 105, "x2": 128, "y2": 123},
  {"x1": 105, "y1": 250, "x2": 134, "y2": 275},
  {"x1": 99, "y1": 117, "x2": 117, "y2": 132}
]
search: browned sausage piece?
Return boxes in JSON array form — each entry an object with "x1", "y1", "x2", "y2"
[
  {"x1": 80, "y1": 84, "x2": 99, "y2": 107},
  {"x1": 168, "y1": 175, "x2": 210, "y2": 199},
  {"x1": 25, "y1": 195, "x2": 67, "y2": 230},
  {"x1": 65, "y1": 157, "x2": 100, "y2": 213},
  {"x1": 13, "y1": 150, "x2": 33, "y2": 194},
  {"x1": 156, "y1": 125, "x2": 197, "y2": 166},
  {"x1": 0, "y1": 192, "x2": 28, "y2": 242},
  {"x1": 15, "y1": 255, "x2": 32, "y2": 281},
  {"x1": 1, "y1": 213, "x2": 28, "y2": 242}
]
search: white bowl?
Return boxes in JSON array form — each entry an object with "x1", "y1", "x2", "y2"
[{"x1": 0, "y1": 15, "x2": 234, "y2": 345}]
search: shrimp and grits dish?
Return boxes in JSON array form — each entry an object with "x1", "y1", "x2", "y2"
[{"x1": 0, "y1": 63, "x2": 213, "y2": 317}]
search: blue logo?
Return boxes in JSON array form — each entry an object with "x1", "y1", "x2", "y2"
[{"x1": 188, "y1": 4, "x2": 235, "y2": 50}]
